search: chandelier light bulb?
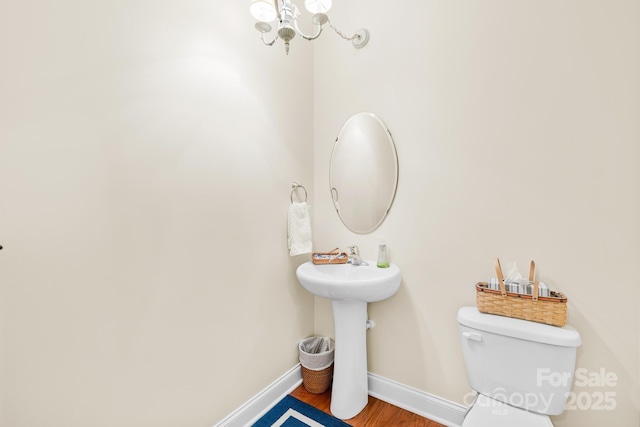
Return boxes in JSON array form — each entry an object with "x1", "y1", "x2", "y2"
[
  {"x1": 304, "y1": 0, "x2": 332, "y2": 14},
  {"x1": 250, "y1": 0, "x2": 278, "y2": 22}
]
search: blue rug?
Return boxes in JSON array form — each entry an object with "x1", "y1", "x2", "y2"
[{"x1": 252, "y1": 395, "x2": 350, "y2": 427}]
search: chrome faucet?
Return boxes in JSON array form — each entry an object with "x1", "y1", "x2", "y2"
[{"x1": 347, "y1": 245, "x2": 367, "y2": 266}]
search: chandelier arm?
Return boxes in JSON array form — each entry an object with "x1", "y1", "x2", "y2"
[
  {"x1": 294, "y1": 20, "x2": 324, "y2": 41},
  {"x1": 261, "y1": 32, "x2": 279, "y2": 46}
]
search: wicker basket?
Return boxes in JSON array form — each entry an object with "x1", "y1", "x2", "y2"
[
  {"x1": 299, "y1": 337, "x2": 335, "y2": 394},
  {"x1": 301, "y1": 364, "x2": 334, "y2": 394},
  {"x1": 311, "y1": 248, "x2": 348, "y2": 265},
  {"x1": 476, "y1": 258, "x2": 567, "y2": 327}
]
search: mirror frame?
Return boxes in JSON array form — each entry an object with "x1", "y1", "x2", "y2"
[{"x1": 329, "y1": 112, "x2": 399, "y2": 234}]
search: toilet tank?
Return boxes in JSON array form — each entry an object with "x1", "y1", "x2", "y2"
[{"x1": 458, "y1": 307, "x2": 581, "y2": 415}]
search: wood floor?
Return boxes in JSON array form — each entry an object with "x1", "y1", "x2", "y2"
[{"x1": 290, "y1": 385, "x2": 446, "y2": 427}]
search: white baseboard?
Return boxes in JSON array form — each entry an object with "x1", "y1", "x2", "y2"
[
  {"x1": 213, "y1": 364, "x2": 302, "y2": 427},
  {"x1": 367, "y1": 372, "x2": 467, "y2": 427},
  {"x1": 214, "y1": 365, "x2": 467, "y2": 427}
]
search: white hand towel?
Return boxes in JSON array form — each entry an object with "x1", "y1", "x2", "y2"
[{"x1": 288, "y1": 202, "x2": 312, "y2": 256}]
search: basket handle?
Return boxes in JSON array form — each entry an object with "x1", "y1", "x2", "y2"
[
  {"x1": 494, "y1": 258, "x2": 507, "y2": 296},
  {"x1": 529, "y1": 260, "x2": 539, "y2": 302},
  {"x1": 495, "y1": 258, "x2": 540, "y2": 301},
  {"x1": 529, "y1": 260, "x2": 535, "y2": 282}
]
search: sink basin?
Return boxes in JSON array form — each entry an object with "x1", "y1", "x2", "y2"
[
  {"x1": 296, "y1": 261, "x2": 401, "y2": 302},
  {"x1": 296, "y1": 260, "x2": 402, "y2": 420}
]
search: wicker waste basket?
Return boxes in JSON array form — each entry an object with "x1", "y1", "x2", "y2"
[{"x1": 298, "y1": 336, "x2": 334, "y2": 394}]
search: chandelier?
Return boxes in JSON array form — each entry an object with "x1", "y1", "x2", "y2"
[{"x1": 249, "y1": 0, "x2": 369, "y2": 55}]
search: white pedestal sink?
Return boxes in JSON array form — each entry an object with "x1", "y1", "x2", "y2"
[{"x1": 296, "y1": 261, "x2": 401, "y2": 419}]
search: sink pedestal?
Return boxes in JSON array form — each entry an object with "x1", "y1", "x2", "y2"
[
  {"x1": 330, "y1": 300, "x2": 368, "y2": 419},
  {"x1": 295, "y1": 261, "x2": 401, "y2": 420}
]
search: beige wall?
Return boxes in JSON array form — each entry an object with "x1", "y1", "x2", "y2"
[
  {"x1": 2, "y1": 1, "x2": 639, "y2": 426},
  {"x1": 313, "y1": 1, "x2": 640, "y2": 426},
  {"x1": 0, "y1": 2, "x2": 314, "y2": 426}
]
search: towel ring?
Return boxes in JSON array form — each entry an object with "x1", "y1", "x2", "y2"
[{"x1": 291, "y1": 182, "x2": 308, "y2": 203}]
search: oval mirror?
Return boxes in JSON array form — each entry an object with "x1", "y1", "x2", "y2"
[{"x1": 329, "y1": 112, "x2": 399, "y2": 234}]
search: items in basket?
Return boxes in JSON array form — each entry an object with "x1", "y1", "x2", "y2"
[{"x1": 488, "y1": 277, "x2": 550, "y2": 297}]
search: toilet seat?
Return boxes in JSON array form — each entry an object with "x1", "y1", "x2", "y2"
[{"x1": 463, "y1": 395, "x2": 554, "y2": 427}]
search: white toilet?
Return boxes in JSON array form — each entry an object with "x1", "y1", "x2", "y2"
[{"x1": 457, "y1": 306, "x2": 581, "y2": 426}]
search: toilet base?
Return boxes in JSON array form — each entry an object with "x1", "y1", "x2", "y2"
[{"x1": 463, "y1": 395, "x2": 553, "y2": 427}]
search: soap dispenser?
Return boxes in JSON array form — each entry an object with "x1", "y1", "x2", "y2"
[{"x1": 376, "y1": 241, "x2": 389, "y2": 268}]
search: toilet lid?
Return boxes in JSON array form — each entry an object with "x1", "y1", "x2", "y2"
[{"x1": 463, "y1": 395, "x2": 553, "y2": 427}]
